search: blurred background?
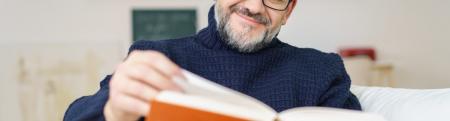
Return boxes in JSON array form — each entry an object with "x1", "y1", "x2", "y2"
[{"x1": 0, "y1": 0, "x2": 449, "y2": 120}]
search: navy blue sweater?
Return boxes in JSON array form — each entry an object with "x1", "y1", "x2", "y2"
[{"x1": 64, "y1": 6, "x2": 361, "y2": 121}]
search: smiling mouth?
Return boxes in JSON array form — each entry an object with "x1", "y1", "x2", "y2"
[{"x1": 234, "y1": 12, "x2": 265, "y2": 26}]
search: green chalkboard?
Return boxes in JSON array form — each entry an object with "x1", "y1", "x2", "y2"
[{"x1": 132, "y1": 9, "x2": 197, "y2": 42}]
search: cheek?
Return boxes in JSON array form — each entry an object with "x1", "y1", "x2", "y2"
[
  {"x1": 218, "y1": 0, "x2": 241, "y2": 9},
  {"x1": 267, "y1": 12, "x2": 286, "y2": 29},
  {"x1": 269, "y1": 20, "x2": 283, "y2": 30}
]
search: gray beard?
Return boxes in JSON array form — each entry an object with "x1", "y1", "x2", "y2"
[{"x1": 215, "y1": 5, "x2": 280, "y2": 53}]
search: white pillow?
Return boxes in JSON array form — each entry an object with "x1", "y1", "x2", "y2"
[{"x1": 351, "y1": 86, "x2": 450, "y2": 121}]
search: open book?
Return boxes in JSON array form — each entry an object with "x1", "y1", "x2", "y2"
[{"x1": 146, "y1": 69, "x2": 386, "y2": 121}]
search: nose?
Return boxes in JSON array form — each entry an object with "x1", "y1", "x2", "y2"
[{"x1": 242, "y1": 0, "x2": 266, "y2": 14}]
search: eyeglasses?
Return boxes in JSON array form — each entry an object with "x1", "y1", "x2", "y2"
[{"x1": 262, "y1": 0, "x2": 292, "y2": 11}]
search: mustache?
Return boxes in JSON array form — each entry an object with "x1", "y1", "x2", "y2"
[{"x1": 230, "y1": 5, "x2": 271, "y2": 26}]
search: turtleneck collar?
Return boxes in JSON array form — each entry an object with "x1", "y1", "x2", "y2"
[{"x1": 195, "y1": 5, "x2": 282, "y2": 53}]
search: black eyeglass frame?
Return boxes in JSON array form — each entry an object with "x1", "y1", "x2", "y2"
[{"x1": 262, "y1": 0, "x2": 293, "y2": 11}]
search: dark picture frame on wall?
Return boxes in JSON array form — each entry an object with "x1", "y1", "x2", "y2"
[{"x1": 132, "y1": 9, "x2": 197, "y2": 42}]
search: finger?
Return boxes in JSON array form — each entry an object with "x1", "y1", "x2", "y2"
[
  {"x1": 110, "y1": 92, "x2": 150, "y2": 117},
  {"x1": 120, "y1": 78, "x2": 159, "y2": 101},
  {"x1": 129, "y1": 50, "x2": 183, "y2": 79},
  {"x1": 119, "y1": 63, "x2": 182, "y2": 91}
]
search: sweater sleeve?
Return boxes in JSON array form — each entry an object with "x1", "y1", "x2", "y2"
[
  {"x1": 317, "y1": 53, "x2": 362, "y2": 110},
  {"x1": 63, "y1": 75, "x2": 111, "y2": 121},
  {"x1": 63, "y1": 41, "x2": 161, "y2": 121}
]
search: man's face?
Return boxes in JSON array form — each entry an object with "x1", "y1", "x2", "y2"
[{"x1": 215, "y1": 0, "x2": 296, "y2": 53}]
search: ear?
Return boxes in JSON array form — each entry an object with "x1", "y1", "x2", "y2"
[{"x1": 282, "y1": 0, "x2": 297, "y2": 25}]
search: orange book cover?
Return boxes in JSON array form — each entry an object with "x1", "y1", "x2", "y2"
[{"x1": 146, "y1": 100, "x2": 249, "y2": 121}]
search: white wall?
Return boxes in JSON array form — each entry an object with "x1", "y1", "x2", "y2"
[
  {"x1": 279, "y1": 0, "x2": 450, "y2": 89},
  {"x1": 0, "y1": 0, "x2": 214, "y2": 121},
  {"x1": 1, "y1": 0, "x2": 449, "y2": 120}
]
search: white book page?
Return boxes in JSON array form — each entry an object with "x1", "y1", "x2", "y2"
[
  {"x1": 166, "y1": 69, "x2": 277, "y2": 120},
  {"x1": 278, "y1": 107, "x2": 387, "y2": 121}
]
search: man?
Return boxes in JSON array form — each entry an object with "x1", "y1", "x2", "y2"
[{"x1": 64, "y1": 0, "x2": 361, "y2": 120}]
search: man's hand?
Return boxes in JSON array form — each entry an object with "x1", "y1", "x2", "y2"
[{"x1": 104, "y1": 50, "x2": 183, "y2": 121}]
